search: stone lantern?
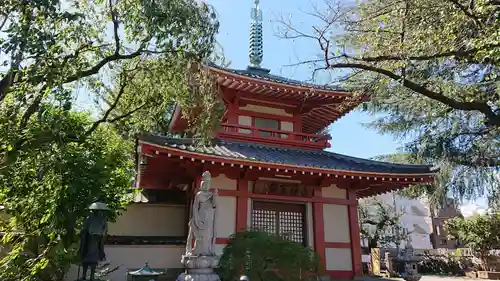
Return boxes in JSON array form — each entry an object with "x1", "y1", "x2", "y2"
[
  {"x1": 128, "y1": 262, "x2": 163, "y2": 281},
  {"x1": 395, "y1": 237, "x2": 422, "y2": 281}
]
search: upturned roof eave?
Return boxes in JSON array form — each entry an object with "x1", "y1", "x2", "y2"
[
  {"x1": 137, "y1": 137, "x2": 436, "y2": 181},
  {"x1": 206, "y1": 63, "x2": 358, "y2": 98}
]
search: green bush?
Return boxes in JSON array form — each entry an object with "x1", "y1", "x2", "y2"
[
  {"x1": 418, "y1": 252, "x2": 470, "y2": 276},
  {"x1": 218, "y1": 231, "x2": 322, "y2": 281}
]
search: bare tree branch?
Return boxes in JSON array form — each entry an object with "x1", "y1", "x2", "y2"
[
  {"x1": 107, "y1": 102, "x2": 148, "y2": 123},
  {"x1": 109, "y1": 0, "x2": 121, "y2": 56},
  {"x1": 276, "y1": 0, "x2": 500, "y2": 128},
  {"x1": 354, "y1": 43, "x2": 500, "y2": 62},
  {"x1": 19, "y1": 85, "x2": 47, "y2": 130},
  {"x1": 82, "y1": 60, "x2": 149, "y2": 138},
  {"x1": 0, "y1": 12, "x2": 9, "y2": 30},
  {"x1": 0, "y1": 2, "x2": 31, "y2": 102},
  {"x1": 64, "y1": 49, "x2": 144, "y2": 85},
  {"x1": 322, "y1": 62, "x2": 500, "y2": 125},
  {"x1": 83, "y1": 86, "x2": 126, "y2": 137}
]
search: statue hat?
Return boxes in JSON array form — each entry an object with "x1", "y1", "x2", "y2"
[
  {"x1": 88, "y1": 202, "x2": 110, "y2": 211},
  {"x1": 202, "y1": 171, "x2": 211, "y2": 181}
]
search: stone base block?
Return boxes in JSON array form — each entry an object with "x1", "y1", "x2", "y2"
[
  {"x1": 178, "y1": 269, "x2": 220, "y2": 281},
  {"x1": 181, "y1": 255, "x2": 219, "y2": 269},
  {"x1": 401, "y1": 273, "x2": 422, "y2": 281},
  {"x1": 178, "y1": 255, "x2": 220, "y2": 281}
]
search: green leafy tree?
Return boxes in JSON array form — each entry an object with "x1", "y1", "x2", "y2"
[
  {"x1": 277, "y1": 0, "x2": 500, "y2": 200},
  {"x1": 219, "y1": 231, "x2": 321, "y2": 281},
  {"x1": 374, "y1": 153, "x2": 452, "y2": 210},
  {"x1": 0, "y1": 107, "x2": 133, "y2": 280},
  {"x1": 0, "y1": 0, "x2": 223, "y2": 280},
  {"x1": 445, "y1": 213, "x2": 500, "y2": 270},
  {"x1": 0, "y1": 0, "x2": 220, "y2": 167},
  {"x1": 358, "y1": 198, "x2": 408, "y2": 252}
]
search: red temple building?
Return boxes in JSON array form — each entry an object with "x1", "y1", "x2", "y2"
[{"x1": 96, "y1": 1, "x2": 436, "y2": 280}]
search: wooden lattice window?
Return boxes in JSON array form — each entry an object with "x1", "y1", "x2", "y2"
[{"x1": 251, "y1": 201, "x2": 306, "y2": 245}]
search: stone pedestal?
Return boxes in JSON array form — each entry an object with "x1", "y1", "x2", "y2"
[{"x1": 178, "y1": 255, "x2": 220, "y2": 281}]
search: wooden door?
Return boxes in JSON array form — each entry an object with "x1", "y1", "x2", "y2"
[{"x1": 251, "y1": 201, "x2": 306, "y2": 245}]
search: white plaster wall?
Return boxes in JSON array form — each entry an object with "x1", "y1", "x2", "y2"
[
  {"x1": 323, "y1": 204, "x2": 350, "y2": 243},
  {"x1": 237, "y1": 115, "x2": 252, "y2": 134},
  {"x1": 306, "y1": 203, "x2": 314, "y2": 248},
  {"x1": 65, "y1": 245, "x2": 184, "y2": 281},
  {"x1": 216, "y1": 196, "x2": 236, "y2": 238},
  {"x1": 325, "y1": 248, "x2": 353, "y2": 270},
  {"x1": 212, "y1": 174, "x2": 237, "y2": 190},
  {"x1": 214, "y1": 244, "x2": 226, "y2": 257},
  {"x1": 322, "y1": 185, "x2": 347, "y2": 199},
  {"x1": 239, "y1": 104, "x2": 293, "y2": 117},
  {"x1": 238, "y1": 115, "x2": 252, "y2": 126},
  {"x1": 108, "y1": 204, "x2": 186, "y2": 236},
  {"x1": 280, "y1": 121, "x2": 293, "y2": 131}
]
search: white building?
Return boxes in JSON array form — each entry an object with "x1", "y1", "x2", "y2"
[{"x1": 361, "y1": 192, "x2": 433, "y2": 250}]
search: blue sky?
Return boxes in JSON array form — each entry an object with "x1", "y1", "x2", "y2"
[
  {"x1": 206, "y1": 0, "x2": 402, "y2": 159},
  {"x1": 205, "y1": 0, "x2": 489, "y2": 212}
]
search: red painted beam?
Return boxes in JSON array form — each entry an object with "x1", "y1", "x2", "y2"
[
  {"x1": 347, "y1": 189, "x2": 363, "y2": 277},
  {"x1": 312, "y1": 187, "x2": 326, "y2": 271},
  {"x1": 236, "y1": 178, "x2": 249, "y2": 232},
  {"x1": 236, "y1": 109, "x2": 296, "y2": 122},
  {"x1": 215, "y1": 237, "x2": 230, "y2": 244},
  {"x1": 216, "y1": 189, "x2": 356, "y2": 205}
]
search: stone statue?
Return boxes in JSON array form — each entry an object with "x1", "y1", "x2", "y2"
[
  {"x1": 78, "y1": 202, "x2": 110, "y2": 281},
  {"x1": 186, "y1": 171, "x2": 218, "y2": 256},
  {"x1": 179, "y1": 171, "x2": 220, "y2": 281}
]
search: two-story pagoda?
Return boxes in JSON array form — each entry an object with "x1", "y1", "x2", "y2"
[{"x1": 103, "y1": 1, "x2": 436, "y2": 280}]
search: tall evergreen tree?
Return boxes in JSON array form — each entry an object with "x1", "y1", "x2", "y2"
[{"x1": 278, "y1": 0, "x2": 500, "y2": 201}]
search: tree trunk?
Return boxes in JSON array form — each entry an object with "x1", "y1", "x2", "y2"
[
  {"x1": 480, "y1": 252, "x2": 489, "y2": 271},
  {"x1": 368, "y1": 238, "x2": 378, "y2": 254},
  {"x1": 429, "y1": 207, "x2": 437, "y2": 249}
]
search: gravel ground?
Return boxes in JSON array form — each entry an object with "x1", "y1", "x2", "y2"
[{"x1": 361, "y1": 275, "x2": 480, "y2": 281}]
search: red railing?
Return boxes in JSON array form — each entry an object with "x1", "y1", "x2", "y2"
[{"x1": 217, "y1": 123, "x2": 331, "y2": 149}]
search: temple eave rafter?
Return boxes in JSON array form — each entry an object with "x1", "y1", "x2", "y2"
[
  {"x1": 139, "y1": 141, "x2": 435, "y2": 188},
  {"x1": 211, "y1": 67, "x2": 362, "y2": 99}
]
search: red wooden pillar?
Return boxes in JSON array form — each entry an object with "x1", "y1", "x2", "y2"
[
  {"x1": 312, "y1": 187, "x2": 326, "y2": 270},
  {"x1": 194, "y1": 175, "x2": 202, "y2": 191},
  {"x1": 293, "y1": 112, "x2": 302, "y2": 141},
  {"x1": 348, "y1": 189, "x2": 363, "y2": 277},
  {"x1": 236, "y1": 178, "x2": 249, "y2": 232}
]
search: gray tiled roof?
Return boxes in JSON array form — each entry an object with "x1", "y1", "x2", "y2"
[
  {"x1": 139, "y1": 135, "x2": 434, "y2": 175},
  {"x1": 208, "y1": 63, "x2": 345, "y2": 92}
]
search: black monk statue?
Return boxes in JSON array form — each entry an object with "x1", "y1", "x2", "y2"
[{"x1": 78, "y1": 202, "x2": 110, "y2": 281}]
